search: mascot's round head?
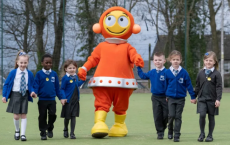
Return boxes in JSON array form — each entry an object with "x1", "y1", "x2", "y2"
[{"x1": 92, "y1": 6, "x2": 141, "y2": 39}]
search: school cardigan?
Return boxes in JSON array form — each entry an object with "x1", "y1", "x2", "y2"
[
  {"x1": 2, "y1": 69, "x2": 34, "y2": 102},
  {"x1": 60, "y1": 75, "x2": 85, "y2": 103},
  {"x1": 137, "y1": 67, "x2": 166, "y2": 96},
  {"x1": 165, "y1": 68, "x2": 196, "y2": 99},
  {"x1": 33, "y1": 70, "x2": 63, "y2": 100},
  {"x1": 194, "y1": 69, "x2": 222, "y2": 101}
]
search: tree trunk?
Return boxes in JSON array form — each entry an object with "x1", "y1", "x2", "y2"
[
  {"x1": 52, "y1": 0, "x2": 67, "y2": 74},
  {"x1": 27, "y1": 0, "x2": 47, "y2": 71},
  {"x1": 208, "y1": 0, "x2": 220, "y2": 59},
  {"x1": 84, "y1": 0, "x2": 96, "y2": 60},
  {"x1": 23, "y1": 1, "x2": 30, "y2": 53}
]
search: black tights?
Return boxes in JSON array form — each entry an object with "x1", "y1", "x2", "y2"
[
  {"x1": 199, "y1": 113, "x2": 215, "y2": 137},
  {"x1": 64, "y1": 117, "x2": 76, "y2": 134}
]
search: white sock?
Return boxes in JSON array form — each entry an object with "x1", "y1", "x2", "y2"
[
  {"x1": 21, "y1": 118, "x2": 27, "y2": 136},
  {"x1": 14, "y1": 119, "x2": 20, "y2": 136}
]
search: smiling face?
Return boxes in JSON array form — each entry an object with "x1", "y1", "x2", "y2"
[
  {"x1": 170, "y1": 55, "x2": 182, "y2": 69},
  {"x1": 153, "y1": 55, "x2": 166, "y2": 69},
  {"x1": 17, "y1": 56, "x2": 29, "y2": 71},
  {"x1": 42, "y1": 57, "x2": 52, "y2": 70},
  {"x1": 103, "y1": 10, "x2": 131, "y2": 36},
  {"x1": 204, "y1": 56, "x2": 215, "y2": 69},
  {"x1": 65, "y1": 64, "x2": 77, "y2": 76}
]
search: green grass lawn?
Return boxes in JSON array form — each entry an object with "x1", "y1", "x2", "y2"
[{"x1": 0, "y1": 93, "x2": 230, "y2": 145}]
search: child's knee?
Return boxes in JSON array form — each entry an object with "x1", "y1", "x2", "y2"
[
  {"x1": 14, "y1": 114, "x2": 20, "y2": 120},
  {"x1": 200, "y1": 112, "x2": 206, "y2": 118},
  {"x1": 21, "y1": 114, "x2": 27, "y2": 119}
]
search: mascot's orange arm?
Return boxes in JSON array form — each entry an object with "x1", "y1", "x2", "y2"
[
  {"x1": 83, "y1": 44, "x2": 101, "y2": 71},
  {"x1": 128, "y1": 44, "x2": 140, "y2": 63}
]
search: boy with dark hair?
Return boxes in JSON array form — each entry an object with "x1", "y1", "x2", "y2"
[
  {"x1": 32, "y1": 53, "x2": 66, "y2": 140},
  {"x1": 137, "y1": 52, "x2": 168, "y2": 139}
]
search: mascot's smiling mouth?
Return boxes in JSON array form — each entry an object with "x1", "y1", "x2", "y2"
[{"x1": 107, "y1": 28, "x2": 126, "y2": 34}]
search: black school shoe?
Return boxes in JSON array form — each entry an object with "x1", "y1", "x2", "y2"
[
  {"x1": 47, "y1": 130, "x2": 53, "y2": 138},
  {"x1": 70, "y1": 133, "x2": 76, "y2": 139},
  {"x1": 168, "y1": 134, "x2": 173, "y2": 139},
  {"x1": 157, "y1": 134, "x2": 164, "y2": 139},
  {"x1": 174, "y1": 137, "x2": 180, "y2": 142},
  {"x1": 40, "y1": 131, "x2": 47, "y2": 140},
  {"x1": 63, "y1": 129, "x2": 69, "y2": 138},
  {"x1": 14, "y1": 130, "x2": 20, "y2": 140},
  {"x1": 21, "y1": 135, "x2": 27, "y2": 141},
  {"x1": 205, "y1": 135, "x2": 213, "y2": 142},
  {"x1": 197, "y1": 133, "x2": 205, "y2": 142}
]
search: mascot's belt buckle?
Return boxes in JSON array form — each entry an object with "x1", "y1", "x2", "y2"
[
  {"x1": 207, "y1": 77, "x2": 211, "y2": 81},
  {"x1": 46, "y1": 78, "x2": 49, "y2": 81}
]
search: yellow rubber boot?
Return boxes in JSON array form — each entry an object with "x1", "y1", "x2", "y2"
[
  {"x1": 108, "y1": 114, "x2": 128, "y2": 137},
  {"x1": 91, "y1": 110, "x2": 109, "y2": 138}
]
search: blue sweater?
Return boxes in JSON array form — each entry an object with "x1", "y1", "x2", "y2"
[
  {"x1": 2, "y1": 69, "x2": 34, "y2": 102},
  {"x1": 60, "y1": 75, "x2": 85, "y2": 103},
  {"x1": 33, "y1": 70, "x2": 62, "y2": 100},
  {"x1": 165, "y1": 68, "x2": 196, "y2": 99},
  {"x1": 137, "y1": 67, "x2": 167, "y2": 96}
]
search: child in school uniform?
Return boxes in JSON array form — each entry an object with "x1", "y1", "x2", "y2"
[
  {"x1": 32, "y1": 54, "x2": 66, "y2": 140},
  {"x1": 137, "y1": 52, "x2": 168, "y2": 139},
  {"x1": 165, "y1": 50, "x2": 196, "y2": 142},
  {"x1": 2, "y1": 50, "x2": 36, "y2": 141},
  {"x1": 195, "y1": 51, "x2": 222, "y2": 142},
  {"x1": 60, "y1": 60, "x2": 85, "y2": 139}
]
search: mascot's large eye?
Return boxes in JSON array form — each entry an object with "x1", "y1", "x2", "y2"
[
  {"x1": 105, "y1": 16, "x2": 116, "y2": 26},
  {"x1": 118, "y1": 16, "x2": 128, "y2": 27}
]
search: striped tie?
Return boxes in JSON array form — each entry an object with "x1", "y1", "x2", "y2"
[
  {"x1": 205, "y1": 69, "x2": 211, "y2": 76},
  {"x1": 46, "y1": 70, "x2": 50, "y2": 75},
  {"x1": 20, "y1": 72, "x2": 26, "y2": 96},
  {"x1": 70, "y1": 75, "x2": 76, "y2": 81},
  {"x1": 173, "y1": 69, "x2": 179, "y2": 76}
]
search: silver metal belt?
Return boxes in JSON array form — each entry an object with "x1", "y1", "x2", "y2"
[{"x1": 87, "y1": 77, "x2": 138, "y2": 89}]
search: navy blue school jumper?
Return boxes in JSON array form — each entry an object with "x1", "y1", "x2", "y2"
[
  {"x1": 137, "y1": 66, "x2": 168, "y2": 136},
  {"x1": 165, "y1": 66, "x2": 196, "y2": 138},
  {"x1": 60, "y1": 74, "x2": 85, "y2": 119},
  {"x1": 194, "y1": 68, "x2": 222, "y2": 138},
  {"x1": 33, "y1": 69, "x2": 63, "y2": 132},
  {"x1": 3, "y1": 69, "x2": 34, "y2": 114}
]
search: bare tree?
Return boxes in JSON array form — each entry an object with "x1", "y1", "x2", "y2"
[
  {"x1": 208, "y1": 0, "x2": 222, "y2": 59},
  {"x1": 52, "y1": 0, "x2": 67, "y2": 73},
  {"x1": 27, "y1": 0, "x2": 48, "y2": 71}
]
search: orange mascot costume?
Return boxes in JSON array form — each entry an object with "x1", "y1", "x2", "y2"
[{"x1": 78, "y1": 6, "x2": 144, "y2": 138}]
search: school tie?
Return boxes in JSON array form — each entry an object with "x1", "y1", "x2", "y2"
[
  {"x1": 46, "y1": 70, "x2": 50, "y2": 75},
  {"x1": 205, "y1": 69, "x2": 211, "y2": 76},
  {"x1": 173, "y1": 69, "x2": 179, "y2": 76},
  {"x1": 156, "y1": 70, "x2": 161, "y2": 73},
  {"x1": 70, "y1": 75, "x2": 76, "y2": 81},
  {"x1": 20, "y1": 72, "x2": 26, "y2": 96}
]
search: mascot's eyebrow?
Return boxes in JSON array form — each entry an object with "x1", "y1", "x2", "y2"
[
  {"x1": 106, "y1": 12, "x2": 111, "y2": 17},
  {"x1": 123, "y1": 13, "x2": 128, "y2": 17}
]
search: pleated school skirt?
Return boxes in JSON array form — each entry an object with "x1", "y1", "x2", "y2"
[
  {"x1": 61, "y1": 101, "x2": 80, "y2": 119},
  {"x1": 6, "y1": 91, "x2": 28, "y2": 114},
  {"x1": 197, "y1": 101, "x2": 219, "y2": 115}
]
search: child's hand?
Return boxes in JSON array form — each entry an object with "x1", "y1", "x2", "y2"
[
  {"x1": 30, "y1": 92, "x2": 37, "y2": 98},
  {"x1": 215, "y1": 100, "x2": 220, "y2": 108},
  {"x1": 190, "y1": 99, "x2": 197, "y2": 104},
  {"x1": 2, "y1": 97, "x2": 6, "y2": 103},
  {"x1": 61, "y1": 99, "x2": 67, "y2": 106},
  {"x1": 166, "y1": 98, "x2": 168, "y2": 102}
]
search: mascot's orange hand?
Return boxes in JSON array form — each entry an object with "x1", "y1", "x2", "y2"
[
  {"x1": 77, "y1": 67, "x2": 87, "y2": 81},
  {"x1": 134, "y1": 54, "x2": 144, "y2": 68}
]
